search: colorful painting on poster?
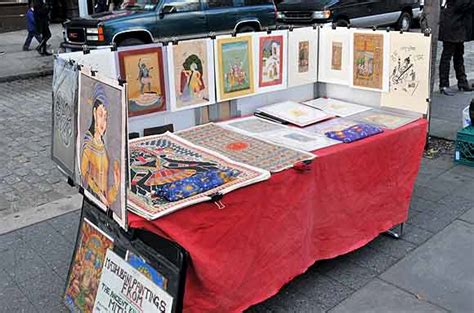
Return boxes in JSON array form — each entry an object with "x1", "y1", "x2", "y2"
[
  {"x1": 215, "y1": 35, "x2": 255, "y2": 101},
  {"x1": 351, "y1": 31, "x2": 389, "y2": 91},
  {"x1": 288, "y1": 27, "x2": 318, "y2": 88},
  {"x1": 332, "y1": 42, "x2": 343, "y2": 70},
  {"x1": 128, "y1": 132, "x2": 269, "y2": 220},
  {"x1": 64, "y1": 218, "x2": 114, "y2": 313},
  {"x1": 381, "y1": 32, "x2": 431, "y2": 114},
  {"x1": 168, "y1": 38, "x2": 216, "y2": 112},
  {"x1": 118, "y1": 45, "x2": 166, "y2": 116},
  {"x1": 318, "y1": 26, "x2": 351, "y2": 85},
  {"x1": 126, "y1": 251, "x2": 168, "y2": 290},
  {"x1": 77, "y1": 70, "x2": 127, "y2": 229}
]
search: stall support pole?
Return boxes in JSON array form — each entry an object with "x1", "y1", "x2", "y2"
[{"x1": 384, "y1": 223, "x2": 404, "y2": 239}]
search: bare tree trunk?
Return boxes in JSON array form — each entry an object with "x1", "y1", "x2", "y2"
[{"x1": 421, "y1": 0, "x2": 441, "y2": 95}]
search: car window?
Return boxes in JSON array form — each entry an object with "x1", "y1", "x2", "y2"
[
  {"x1": 207, "y1": 0, "x2": 233, "y2": 8},
  {"x1": 162, "y1": 0, "x2": 201, "y2": 13}
]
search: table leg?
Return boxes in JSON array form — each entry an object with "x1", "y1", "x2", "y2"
[{"x1": 384, "y1": 223, "x2": 404, "y2": 239}]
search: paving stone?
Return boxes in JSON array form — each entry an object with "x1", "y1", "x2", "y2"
[
  {"x1": 437, "y1": 193, "x2": 474, "y2": 217},
  {"x1": 47, "y1": 211, "x2": 81, "y2": 243},
  {"x1": 412, "y1": 185, "x2": 450, "y2": 203},
  {"x1": 381, "y1": 221, "x2": 474, "y2": 312},
  {"x1": 0, "y1": 285, "x2": 36, "y2": 313},
  {"x1": 20, "y1": 271, "x2": 65, "y2": 311},
  {"x1": 459, "y1": 208, "x2": 474, "y2": 224},
  {"x1": 344, "y1": 245, "x2": 399, "y2": 274},
  {"x1": 315, "y1": 258, "x2": 377, "y2": 290},
  {"x1": 367, "y1": 236, "x2": 416, "y2": 260},
  {"x1": 408, "y1": 196, "x2": 438, "y2": 214},
  {"x1": 408, "y1": 205, "x2": 459, "y2": 233},
  {"x1": 329, "y1": 279, "x2": 447, "y2": 313},
  {"x1": 3, "y1": 175, "x2": 21, "y2": 185},
  {"x1": 400, "y1": 224, "x2": 435, "y2": 245}
]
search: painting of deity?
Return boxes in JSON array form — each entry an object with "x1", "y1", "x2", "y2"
[
  {"x1": 331, "y1": 41, "x2": 342, "y2": 70},
  {"x1": 168, "y1": 38, "x2": 215, "y2": 111},
  {"x1": 259, "y1": 35, "x2": 283, "y2": 87},
  {"x1": 52, "y1": 57, "x2": 78, "y2": 178},
  {"x1": 77, "y1": 70, "x2": 127, "y2": 229},
  {"x1": 64, "y1": 218, "x2": 113, "y2": 313},
  {"x1": 215, "y1": 35, "x2": 255, "y2": 101},
  {"x1": 352, "y1": 32, "x2": 387, "y2": 91},
  {"x1": 126, "y1": 251, "x2": 168, "y2": 290},
  {"x1": 118, "y1": 45, "x2": 166, "y2": 116},
  {"x1": 298, "y1": 41, "x2": 309, "y2": 73}
]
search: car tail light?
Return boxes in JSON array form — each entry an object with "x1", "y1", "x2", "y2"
[{"x1": 98, "y1": 26, "x2": 105, "y2": 41}]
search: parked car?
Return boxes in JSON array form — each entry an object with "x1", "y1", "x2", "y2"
[
  {"x1": 61, "y1": 0, "x2": 277, "y2": 51},
  {"x1": 275, "y1": 0, "x2": 421, "y2": 31}
]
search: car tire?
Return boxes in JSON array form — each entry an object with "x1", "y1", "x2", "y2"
[
  {"x1": 396, "y1": 12, "x2": 412, "y2": 31},
  {"x1": 118, "y1": 37, "x2": 146, "y2": 47},
  {"x1": 335, "y1": 18, "x2": 350, "y2": 27},
  {"x1": 236, "y1": 25, "x2": 258, "y2": 33}
]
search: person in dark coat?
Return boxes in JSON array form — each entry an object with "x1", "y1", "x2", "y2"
[
  {"x1": 34, "y1": 0, "x2": 52, "y2": 56},
  {"x1": 23, "y1": 2, "x2": 42, "y2": 51},
  {"x1": 438, "y1": 0, "x2": 473, "y2": 95}
]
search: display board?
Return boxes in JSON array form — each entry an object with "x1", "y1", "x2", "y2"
[
  {"x1": 167, "y1": 38, "x2": 216, "y2": 112},
  {"x1": 381, "y1": 32, "x2": 431, "y2": 114},
  {"x1": 318, "y1": 26, "x2": 351, "y2": 86},
  {"x1": 76, "y1": 70, "x2": 128, "y2": 229},
  {"x1": 52, "y1": 57, "x2": 78, "y2": 178},
  {"x1": 287, "y1": 27, "x2": 319, "y2": 88},
  {"x1": 62, "y1": 49, "x2": 118, "y2": 79}
]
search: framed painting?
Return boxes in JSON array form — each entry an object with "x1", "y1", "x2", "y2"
[
  {"x1": 254, "y1": 30, "x2": 288, "y2": 94},
  {"x1": 77, "y1": 69, "x2": 128, "y2": 229},
  {"x1": 118, "y1": 44, "x2": 167, "y2": 117},
  {"x1": 167, "y1": 38, "x2": 216, "y2": 112},
  {"x1": 350, "y1": 30, "x2": 390, "y2": 91},
  {"x1": 287, "y1": 27, "x2": 318, "y2": 88},
  {"x1": 318, "y1": 26, "x2": 351, "y2": 85},
  {"x1": 64, "y1": 218, "x2": 114, "y2": 313},
  {"x1": 51, "y1": 56, "x2": 78, "y2": 179},
  {"x1": 214, "y1": 34, "x2": 255, "y2": 102},
  {"x1": 381, "y1": 32, "x2": 431, "y2": 114}
]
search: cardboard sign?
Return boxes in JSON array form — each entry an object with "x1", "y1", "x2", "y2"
[{"x1": 94, "y1": 249, "x2": 174, "y2": 313}]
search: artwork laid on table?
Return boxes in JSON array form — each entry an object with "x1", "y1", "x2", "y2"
[
  {"x1": 177, "y1": 123, "x2": 315, "y2": 173},
  {"x1": 381, "y1": 32, "x2": 431, "y2": 114},
  {"x1": 61, "y1": 48, "x2": 118, "y2": 79},
  {"x1": 128, "y1": 132, "x2": 270, "y2": 220},
  {"x1": 258, "y1": 128, "x2": 340, "y2": 151},
  {"x1": 167, "y1": 38, "x2": 216, "y2": 112},
  {"x1": 350, "y1": 109, "x2": 420, "y2": 129},
  {"x1": 93, "y1": 249, "x2": 174, "y2": 313},
  {"x1": 118, "y1": 44, "x2": 166, "y2": 117},
  {"x1": 303, "y1": 98, "x2": 372, "y2": 117},
  {"x1": 325, "y1": 123, "x2": 384, "y2": 143},
  {"x1": 254, "y1": 30, "x2": 288, "y2": 93},
  {"x1": 64, "y1": 218, "x2": 114, "y2": 313},
  {"x1": 52, "y1": 57, "x2": 78, "y2": 178},
  {"x1": 215, "y1": 34, "x2": 255, "y2": 101},
  {"x1": 287, "y1": 27, "x2": 318, "y2": 88},
  {"x1": 219, "y1": 116, "x2": 287, "y2": 136},
  {"x1": 77, "y1": 70, "x2": 128, "y2": 229},
  {"x1": 351, "y1": 31, "x2": 390, "y2": 91},
  {"x1": 126, "y1": 251, "x2": 169, "y2": 290},
  {"x1": 318, "y1": 26, "x2": 351, "y2": 85},
  {"x1": 256, "y1": 101, "x2": 334, "y2": 127},
  {"x1": 303, "y1": 117, "x2": 358, "y2": 137}
]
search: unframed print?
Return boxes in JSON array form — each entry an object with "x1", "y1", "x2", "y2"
[
  {"x1": 287, "y1": 27, "x2": 318, "y2": 88},
  {"x1": 303, "y1": 118, "x2": 358, "y2": 136},
  {"x1": 381, "y1": 32, "x2": 431, "y2": 114},
  {"x1": 303, "y1": 98, "x2": 372, "y2": 117},
  {"x1": 118, "y1": 44, "x2": 167, "y2": 117},
  {"x1": 60, "y1": 49, "x2": 118, "y2": 79},
  {"x1": 256, "y1": 101, "x2": 334, "y2": 127},
  {"x1": 52, "y1": 57, "x2": 78, "y2": 178},
  {"x1": 218, "y1": 116, "x2": 287, "y2": 136},
  {"x1": 351, "y1": 31, "x2": 390, "y2": 91},
  {"x1": 215, "y1": 34, "x2": 255, "y2": 101},
  {"x1": 64, "y1": 218, "x2": 114, "y2": 313},
  {"x1": 254, "y1": 30, "x2": 288, "y2": 94},
  {"x1": 77, "y1": 70, "x2": 127, "y2": 229},
  {"x1": 318, "y1": 26, "x2": 351, "y2": 85},
  {"x1": 350, "y1": 109, "x2": 420, "y2": 129},
  {"x1": 258, "y1": 128, "x2": 340, "y2": 151},
  {"x1": 168, "y1": 38, "x2": 216, "y2": 111}
]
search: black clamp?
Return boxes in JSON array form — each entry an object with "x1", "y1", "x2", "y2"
[
  {"x1": 111, "y1": 42, "x2": 117, "y2": 51},
  {"x1": 210, "y1": 193, "x2": 225, "y2": 210},
  {"x1": 67, "y1": 177, "x2": 75, "y2": 187},
  {"x1": 91, "y1": 69, "x2": 98, "y2": 77},
  {"x1": 266, "y1": 27, "x2": 271, "y2": 35},
  {"x1": 331, "y1": 23, "x2": 337, "y2": 30},
  {"x1": 372, "y1": 26, "x2": 377, "y2": 31},
  {"x1": 386, "y1": 27, "x2": 390, "y2": 32},
  {"x1": 76, "y1": 63, "x2": 82, "y2": 71},
  {"x1": 289, "y1": 25, "x2": 294, "y2": 32},
  {"x1": 68, "y1": 59, "x2": 75, "y2": 66},
  {"x1": 399, "y1": 29, "x2": 403, "y2": 34},
  {"x1": 209, "y1": 32, "x2": 216, "y2": 40},
  {"x1": 82, "y1": 45, "x2": 90, "y2": 54},
  {"x1": 423, "y1": 28, "x2": 432, "y2": 37},
  {"x1": 172, "y1": 36, "x2": 179, "y2": 45},
  {"x1": 312, "y1": 24, "x2": 318, "y2": 30},
  {"x1": 347, "y1": 24, "x2": 351, "y2": 29},
  {"x1": 231, "y1": 30, "x2": 237, "y2": 37},
  {"x1": 118, "y1": 78, "x2": 126, "y2": 86}
]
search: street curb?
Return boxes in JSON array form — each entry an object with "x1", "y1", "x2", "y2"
[
  {"x1": 0, "y1": 70, "x2": 53, "y2": 83},
  {"x1": 0, "y1": 194, "x2": 82, "y2": 235}
]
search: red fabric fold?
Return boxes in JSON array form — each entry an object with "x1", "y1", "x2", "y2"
[{"x1": 129, "y1": 119, "x2": 428, "y2": 313}]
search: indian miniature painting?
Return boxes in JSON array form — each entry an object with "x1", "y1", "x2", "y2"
[
  {"x1": 352, "y1": 33, "x2": 385, "y2": 90},
  {"x1": 169, "y1": 38, "x2": 215, "y2": 111},
  {"x1": 118, "y1": 46, "x2": 166, "y2": 116},
  {"x1": 64, "y1": 218, "x2": 113, "y2": 313},
  {"x1": 77, "y1": 71, "x2": 127, "y2": 229},
  {"x1": 259, "y1": 35, "x2": 284, "y2": 87},
  {"x1": 177, "y1": 123, "x2": 315, "y2": 173},
  {"x1": 298, "y1": 41, "x2": 309, "y2": 73},
  {"x1": 216, "y1": 35, "x2": 255, "y2": 101},
  {"x1": 331, "y1": 41, "x2": 343, "y2": 70},
  {"x1": 128, "y1": 132, "x2": 269, "y2": 220}
]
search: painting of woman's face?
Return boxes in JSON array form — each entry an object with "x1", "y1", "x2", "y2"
[{"x1": 94, "y1": 104, "x2": 108, "y2": 137}]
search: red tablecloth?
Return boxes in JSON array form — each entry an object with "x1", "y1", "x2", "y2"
[{"x1": 129, "y1": 119, "x2": 428, "y2": 313}]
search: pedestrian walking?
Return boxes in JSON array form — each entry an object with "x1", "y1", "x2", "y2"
[
  {"x1": 23, "y1": 2, "x2": 42, "y2": 51},
  {"x1": 34, "y1": 0, "x2": 52, "y2": 56},
  {"x1": 438, "y1": 0, "x2": 474, "y2": 96}
]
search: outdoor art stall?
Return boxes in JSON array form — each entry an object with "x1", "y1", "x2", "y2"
[{"x1": 51, "y1": 25, "x2": 432, "y2": 312}]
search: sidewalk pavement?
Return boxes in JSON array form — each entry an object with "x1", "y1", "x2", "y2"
[{"x1": 0, "y1": 24, "x2": 63, "y2": 82}]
